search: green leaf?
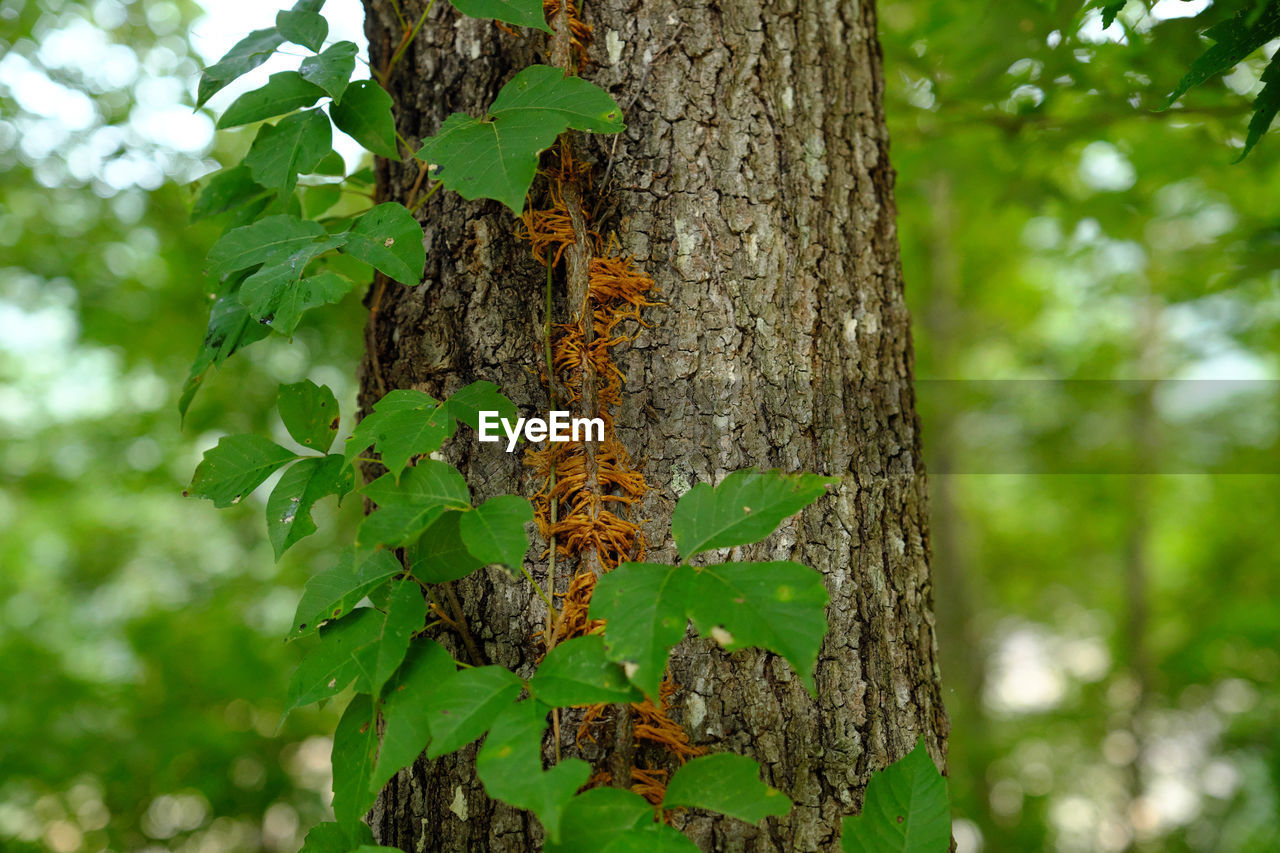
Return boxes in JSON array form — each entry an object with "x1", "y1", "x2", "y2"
[
  {"x1": 476, "y1": 700, "x2": 591, "y2": 842},
  {"x1": 191, "y1": 165, "x2": 271, "y2": 223},
  {"x1": 298, "y1": 821, "x2": 375, "y2": 853},
  {"x1": 301, "y1": 41, "x2": 359, "y2": 102},
  {"x1": 197, "y1": 28, "x2": 285, "y2": 108},
  {"x1": 459, "y1": 495, "x2": 531, "y2": 572},
  {"x1": 276, "y1": 8, "x2": 328, "y2": 52},
  {"x1": 407, "y1": 510, "x2": 485, "y2": 583},
  {"x1": 840, "y1": 740, "x2": 950, "y2": 853},
  {"x1": 447, "y1": 0, "x2": 551, "y2": 31},
  {"x1": 424, "y1": 666, "x2": 523, "y2": 758},
  {"x1": 589, "y1": 562, "x2": 693, "y2": 701},
  {"x1": 530, "y1": 635, "x2": 642, "y2": 706},
  {"x1": 206, "y1": 214, "x2": 329, "y2": 279},
  {"x1": 331, "y1": 693, "x2": 379, "y2": 834},
  {"x1": 545, "y1": 788, "x2": 653, "y2": 853},
  {"x1": 330, "y1": 79, "x2": 400, "y2": 160},
  {"x1": 302, "y1": 183, "x2": 343, "y2": 217},
  {"x1": 188, "y1": 434, "x2": 297, "y2": 508},
  {"x1": 179, "y1": 295, "x2": 271, "y2": 417},
  {"x1": 670, "y1": 469, "x2": 835, "y2": 558},
  {"x1": 415, "y1": 65, "x2": 624, "y2": 212},
  {"x1": 291, "y1": 548, "x2": 403, "y2": 639},
  {"x1": 662, "y1": 753, "x2": 792, "y2": 823},
  {"x1": 686, "y1": 561, "x2": 829, "y2": 695},
  {"x1": 266, "y1": 271, "x2": 356, "y2": 335},
  {"x1": 345, "y1": 389, "x2": 454, "y2": 477},
  {"x1": 278, "y1": 378, "x2": 340, "y2": 452},
  {"x1": 1166, "y1": 5, "x2": 1280, "y2": 107},
  {"x1": 341, "y1": 203, "x2": 425, "y2": 286},
  {"x1": 358, "y1": 461, "x2": 471, "y2": 547},
  {"x1": 600, "y1": 824, "x2": 701, "y2": 853},
  {"x1": 445, "y1": 380, "x2": 519, "y2": 431},
  {"x1": 1239, "y1": 54, "x2": 1280, "y2": 161},
  {"x1": 372, "y1": 638, "x2": 454, "y2": 791},
  {"x1": 237, "y1": 235, "x2": 349, "y2": 329},
  {"x1": 314, "y1": 149, "x2": 347, "y2": 175},
  {"x1": 1099, "y1": 1, "x2": 1126, "y2": 29},
  {"x1": 267, "y1": 454, "x2": 353, "y2": 559},
  {"x1": 218, "y1": 71, "x2": 327, "y2": 129},
  {"x1": 243, "y1": 108, "x2": 332, "y2": 196},
  {"x1": 284, "y1": 579, "x2": 424, "y2": 713}
]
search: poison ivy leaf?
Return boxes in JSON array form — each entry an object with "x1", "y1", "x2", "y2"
[
  {"x1": 298, "y1": 821, "x2": 375, "y2": 853},
  {"x1": 415, "y1": 65, "x2": 624, "y2": 212},
  {"x1": 663, "y1": 753, "x2": 792, "y2": 823},
  {"x1": 302, "y1": 183, "x2": 343, "y2": 217},
  {"x1": 331, "y1": 79, "x2": 400, "y2": 160},
  {"x1": 205, "y1": 214, "x2": 328, "y2": 279},
  {"x1": 284, "y1": 607, "x2": 384, "y2": 712},
  {"x1": 544, "y1": 788, "x2": 653, "y2": 853},
  {"x1": 531, "y1": 635, "x2": 643, "y2": 706},
  {"x1": 372, "y1": 638, "x2": 454, "y2": 790},
  {"x1": 423, "y1": 665, "x2": 523, "y2": 758},
  {"x1": 685, "y1": 561, "x2": 828, "y2": 694},
  {"x1": 476, "y1": 700, "x2": 591, "y2": 842},
  {"x1": 190, "y1": 165, "x2": 271, "y2": 224},
  {"x1": 589, "y1": 562, "x2": 694, "y2": 701},
  {"x1": 267, "y1": 454, "x2": 353, "y2": 559},
  {"x1": 358, "y1": 461, "x2": 471, "y2": 547},
  {"x1": 459, "y1": 495, "x2": 531, "y2": 572},
  {"x1": 179, "y1": 295, "x2": 271, "y2": 417},
  {"x1": 188, "y1": 434, "x2": 297, "y2": 508},
  {"x1": 278, "y1": 379, "x2": 340, "y2": 451},
  {"x1": 196, "y1": 28, "x2": 285, "y2": 108},
  {"x1": 352, "y1": 847, "x2": 407, "y2": 853},
  {"x1": 290, "y1": 548, "x2": 403, "y2": 639},
  {"x1": 407, "y1": 510, "x2": 485, "y2": 583},
  {"x1": 448, "y1": 0, "x2": 551, "y2": 31},
  {"x1": 267, "y1": 271, "x2": 356, "y2": 335},
  {"x1": 218, "y1": 71, "x2": 326, "y2": 129},
  {"x1": 600, "y1": 824, "x2": 701, "y2": 853},
  {"x1": 840, "y1": 740, "x2": 950, "y2": 853},
  {"x1": 445, "y1": 380, "x2": 519, "y2": 431},
  {"x1": 276, "y1": 8, "x2": 328, "y2": 51},
  {"x1": 331, "y1": 693, "x2": 379, "y2": 834},
  {"x1": 244, "y1": 108, "x2": 332, "y2": 196},
  {"x1": 313, "y1": 149, "x2": 347, "y2": 175},
  {"x1": 670, "y1": 469, "x2": 835, "y2": 558},
  {"x1": 301, "y1": 41, "x2": 359, "y2": 102},
  {"x1": 345, "y1": 389, "x2": 454, "y2": 477},
  {"x1": 372, "y1": 579, "x2": 427, "y2": 691},
  {"x1": 341, "y1": 203, "x2": 425, "y2": 285}
]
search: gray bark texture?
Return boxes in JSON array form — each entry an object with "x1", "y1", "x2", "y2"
[{"x1": 359, "y1": 0, "x2": 948, "y2": 849}]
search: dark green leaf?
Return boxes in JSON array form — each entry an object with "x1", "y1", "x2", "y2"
[
  {"x1": 190, "y1": 165, "x2": 271, "y2": 223},
  {"x1": 1166, "y1": 5, "x2": 1280, "y2": 106},
  {"x1": 197, "y1": 28, "x2": 285, "y2": 108},
  {"x1": 278, "y1": 378, "x2": 340, "y2": 452},
  {"x1": 358, "y1": 461, "x2": 471, "y2": 547},
  {"x1": 685, "y1": 561, "x2": 829, "y2": 695},
  {"x1": 341, "y1": 202, "x2": 425, "y2": 286},
  {"x1": 313, "y1": 149, "x2": 347, "y2": 175},
  {"x1": 589, "y1": 562, "x2": 694, "y2": 701},
  {"x1": 267, "y1": 271, "x2": 356, "y2": 334},
  {"x1": 476, "y1": 700, "x2": 591, "y2": 841},
  {"x1": 407, "y1": 510, "x2": 485, "y2": 583},
  {"x1": 424, "y1": 666, "x2": 523, "y2": 758},
  {"x1": 372, "y1": 638, "x2": 454, "y2": 790},
  {"x1": 298, "y1": 821, "x2": 375, "y2": 853},
  {"x1": 415, "y1": 65, "x2": 624, "y2": 212},
  {"x1": 206, "y1": 214, "x2": 329, "y2": 279},
  {"x1": 244, "y1": 108, "x2": 332, "y2": 196},
  {"x1": 662, "y1": 753, "x2": 792, "y2": 823},
  {"x1": 447, "y1": 0, "x2": 550, "y2": 31},
  {"x1": 276, "y1": 8, "x2": 328, "y2": 51},
  {"x1": 179, "y1": 295, "x2": 272, "y2": 417},
  {"x1": 344, "y1": 389, "x2": 454, "y2": 477},
  {"x1": 267, "y1": 454, "x2": 352, "y2": 559},
  {"x1": 601, "y1": 824, "x2": 701, "y2": 853},
  {"x1": 237, "y1": 235, "x2": 349, "y2": 329},
  {"x1": 445, "y1": 380, "x2": 519, "y2": 431},
  {"x1": 188, "y1": 434, "x2": 297, "y2": 508},
  {"x1": 530, "y1": 634, "x2": 643, "y2": 706},
  {"x1": 1239, "y1": 54, "x2": 1280, "y2": 161},
  {"x1": 840, "y1": 740, "x2": 950, "y2": 853},
  {"x1": 1099, "y1": 1, "x2": 1126, "y2": 29},
  {"x1": 331, "y1": 693, "x2": 378, "y2": 834},
  {"x1": 291, "y1": 548, "x2": 404, "y2": 639},
  {"x1": 217, "y1": 71, "x2": 326, "y2": 129},
  {"x1": 302, "y1": 183, "x2": 343, "y2": 217},
  {"x1": 670, "y1": 469, "x2": 835, "y2": 558},
  {"x1": 544, "y1": 788, "x2": 653, "y2": 853},
  {"x1": 300, "y1": 41, "x2": 359, "y2": 102},
  {"x1": 330, "y1": 80, "x2": 400, "y2": 160},
  {"x1": 459, "y1": 495, "x2": 531, "y2": 572}
]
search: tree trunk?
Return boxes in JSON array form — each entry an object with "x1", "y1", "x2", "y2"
[{"x1": 360, "y1": 0, "x2": 948, "y2": 849}]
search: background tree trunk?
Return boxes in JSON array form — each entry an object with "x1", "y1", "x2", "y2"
[{"x1": 360, "y1": 0, "x2": 948, "y2": 849}]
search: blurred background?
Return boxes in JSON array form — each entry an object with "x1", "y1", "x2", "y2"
[{"x1": 1, "y1": 1, "x2": 1276, "y2": 851}]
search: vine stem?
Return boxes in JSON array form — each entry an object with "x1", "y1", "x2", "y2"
[{"x1": 380, "y1": 0, "x2": 440, "y2": 85}]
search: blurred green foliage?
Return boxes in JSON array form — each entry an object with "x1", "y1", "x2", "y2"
[{"x1": 1, "y1": 0, "x2": 1278, "y2": 852}]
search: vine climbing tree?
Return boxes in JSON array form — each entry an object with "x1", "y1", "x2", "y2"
[{"x1": 183, "y1": 0, "x2": 950, "y2": 849}]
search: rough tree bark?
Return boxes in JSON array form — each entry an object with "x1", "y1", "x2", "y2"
[{"x1": 359, "y1": 0, "x2": 948, "y2": 849}]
